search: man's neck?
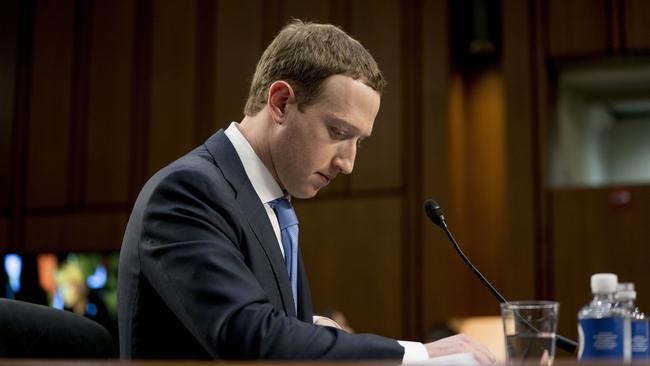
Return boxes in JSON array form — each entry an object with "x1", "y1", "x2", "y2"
[{"x1": 236, "y1": 113, "x2": 280, "y2": 185}]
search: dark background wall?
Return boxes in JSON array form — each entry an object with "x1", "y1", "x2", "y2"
[{"x1": 1, "y1": 0, "x2": 650, "y2": 342}]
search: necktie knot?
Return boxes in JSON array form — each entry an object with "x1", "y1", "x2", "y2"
[{"x1": 270, "y1": 198, "x2": 298, "y2": 229}]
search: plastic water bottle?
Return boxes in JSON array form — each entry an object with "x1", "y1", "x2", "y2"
[
  {"x1": 615, "y1": 283, "x2": 650, "y2": 359},
  {"x1": 578, "y1": 273, "x2": 631, "y2": 362}
]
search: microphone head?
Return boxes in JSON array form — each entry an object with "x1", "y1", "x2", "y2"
[{"x1": 424, "y1": 199, "x2": 446, "y2": 228}]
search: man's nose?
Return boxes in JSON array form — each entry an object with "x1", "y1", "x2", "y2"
[{"x1": 333, "y1": 143, "x2": 356, "y2": 175}]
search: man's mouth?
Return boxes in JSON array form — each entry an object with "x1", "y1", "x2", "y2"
[{"x1": 316, "y1": 172, "x2": 331, "y2": 184}]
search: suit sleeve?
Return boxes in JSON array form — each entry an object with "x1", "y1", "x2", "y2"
[{"x1": 138, "y1": 168, "x2": 405, "y2": 360}]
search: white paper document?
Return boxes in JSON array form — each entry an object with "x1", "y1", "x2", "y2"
[{"x1": 403, "y1": 352, "x2": 480, "y2": 366}]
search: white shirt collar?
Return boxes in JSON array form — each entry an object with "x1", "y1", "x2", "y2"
[{"x1": 224, "y1": 122, "x2": 284, "y2": 203}]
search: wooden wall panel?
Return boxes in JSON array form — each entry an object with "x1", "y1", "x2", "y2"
[
  {"x1": 445, "y1": 72, "x2": 498, "y2": 317},
  {"x1": 444, "y1": 70, "x2": 507, "y2": 318},
  {"x1": 26, "y1": 0, "x2": 75, "y2": 208},
  {"x1": 552, "y1": 186, "x2": 650, "y2": 340},
  {"x1": 534, "y1": 0, "x2": 555, "y2": 301},
  {"x1": 66, "y1": 0, "x2": 93, "y2": 206},
  {"x1": 399, "y1": 0, "x2": 422, "y2": 340},
  {"x1": 193, "y1": 0, "x2": 215, "y2": 145},
  {"x1": 0, "y1": 218, "x2": 7, "y2": 244},
  {"x1": 502, "y1": 0, "x2": 536, "y2": 302},
  {"x1": 24, "y1": 212, "x2": 129, "y2": 253},
  {"x1": 85, "y1": 1, "x2": 133, "y2": 205},
  {"x1": 447, "y1": 73, "x2": 468, "y2": 236},
  {"x1": 295, "y1": 197, "x2": 403, "y2": 339},
  {"x1": 128, "y1": 0, "x2": 154, "y2": 200},
  {"x1": 348, "y1": 0, "x2": 402, "y2": 191},
  {"x1": 283, "y1": 0, "x2": 330, "y2": 23},
  {"x1": 0, "y1": 0, "x2": 18, "y2": 213},
  {"x1": 624, "y1": 0, "x2": 650, "y2": 51},
  {"x1": 213, "y1": 0, "x2": 262, "y2": 132},
  {"x1": 466, "y1": 70, "x2": 507, "y2": 314},
  {"x1": 421, "y1": 0, "x2": 455, "y2": 336},
  {"x1": 547, "y1": 0, "x2": 609, "y2": 58},
  {"x1": 148, "y1": 0, "x2": 196, "y2": 175},
  {"x1": 260, "y1": 0, "x2": 284, "y2": 47}
]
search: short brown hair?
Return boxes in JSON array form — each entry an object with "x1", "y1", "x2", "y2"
[{"x1": 243, "y1": 20, "x2": 386, "y2": 116}]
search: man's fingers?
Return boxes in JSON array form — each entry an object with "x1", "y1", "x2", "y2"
[
  {"x1": 424, "y1": 334, "x2": 496, "y2": 365},
  {"x1": 464, "y1": 336, "x2": 496, "y2": 364}
]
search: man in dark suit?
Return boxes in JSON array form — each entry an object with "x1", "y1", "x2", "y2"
[{"x1": 118, "y1": 20, "x2": 495, "y2": 363}]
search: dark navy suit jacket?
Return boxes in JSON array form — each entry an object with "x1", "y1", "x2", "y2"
[{"x1": 118, "y1": 130, "x2": 404, "y2": 359}]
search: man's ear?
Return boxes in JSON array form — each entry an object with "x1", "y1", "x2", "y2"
[{"x1": 267, "y1": 81, "x2": 296, "y2": 124}]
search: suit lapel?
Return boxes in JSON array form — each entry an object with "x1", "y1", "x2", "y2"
[
  {"x1": 237, "y1": 186, "x2": 297, "y2": 317},
  {"x1": 204, "y1": 130, "x2": 296, "y2": 317}
]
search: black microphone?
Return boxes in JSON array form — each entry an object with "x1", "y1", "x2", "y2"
[{"x1": 423, "y1": 199, "x2": 578, "y2": 354}]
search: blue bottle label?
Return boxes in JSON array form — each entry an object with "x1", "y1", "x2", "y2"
[
  {"x1": 579, "y1": 318, "x2": 626, "y2": 359},
  {"x1": 632, "y1": 319, "x2": 649, "y2": 358}
]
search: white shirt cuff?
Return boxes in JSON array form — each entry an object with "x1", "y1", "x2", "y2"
[
  {"x1": 398, "y1": 340, "x2": 429, "y2": 364},
  {"x1": 312, "y1": 315, "x2": 325, "y2": 323}
]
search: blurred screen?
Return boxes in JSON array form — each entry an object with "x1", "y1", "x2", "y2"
[{"x1": 2, "y1": 252, "x2": 119, "y2": 339}]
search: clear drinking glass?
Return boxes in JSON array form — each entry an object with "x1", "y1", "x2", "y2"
[{"x1": 500, "y1": 301, "x2": 559, "y2": 365}]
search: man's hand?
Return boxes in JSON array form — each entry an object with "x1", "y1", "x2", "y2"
[
  {"x1": 424, "y1": 334, "x2": 496, "y2": 365},
  {"x1": 314, "y1": 316, "x2": 345, "y2": 330}
]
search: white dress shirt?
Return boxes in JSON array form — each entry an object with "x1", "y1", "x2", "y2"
[{"x1": 223, "y1": 122, "x2": 428, "y2": 363}]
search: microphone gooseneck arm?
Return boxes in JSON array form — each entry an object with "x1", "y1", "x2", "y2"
[
  {"x1": 439, "y1": 219, "x2": 507, "y2": 303},
  {"x1": 423, "y1": 199, "x2": 578, "y2": 354}
]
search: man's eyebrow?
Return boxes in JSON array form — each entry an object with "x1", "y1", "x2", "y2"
[{"x1": 325, "y1": 115, "x2": 370, "y2": 138}]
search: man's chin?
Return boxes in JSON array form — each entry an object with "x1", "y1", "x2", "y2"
[{"x1": 289, "y1": 187, "x2": 320, "y2": 200}]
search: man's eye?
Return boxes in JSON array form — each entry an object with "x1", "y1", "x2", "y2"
[{"x1": 329, "y1": 127, "x2": 346, "y2": 139}]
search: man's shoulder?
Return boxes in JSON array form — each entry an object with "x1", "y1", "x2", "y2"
[
  {"x1": 134, "y1": 142, "x2": 237, "y2": 209},
  {"x1": 151, "y1": 130, "x2": 238, "y2": 189},
  {"x1": 153, "y1": 146, "x2": 220, "y2": 183}
]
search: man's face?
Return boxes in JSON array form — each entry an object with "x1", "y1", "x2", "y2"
[{"x1": 269, "y1": 75, "x2": 381, "y2": 199}]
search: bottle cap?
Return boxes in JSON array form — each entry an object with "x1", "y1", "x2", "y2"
[
  {"x1": 591, "y1": 273, "x2": 617, "y2": 294},
  {"x1": 617, "y1": 282, "x2": 635, "y2": 292},
  {"x1": 616, "y1": 282, "x2": 636, "y2": 300},
  {"x1": 615, "y1": 290, "x2": 636, "y2": 300}
]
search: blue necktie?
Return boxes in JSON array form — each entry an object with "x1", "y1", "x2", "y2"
[{"x1": 270, "y1": 198, "x2": 298, "y2": 313}]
